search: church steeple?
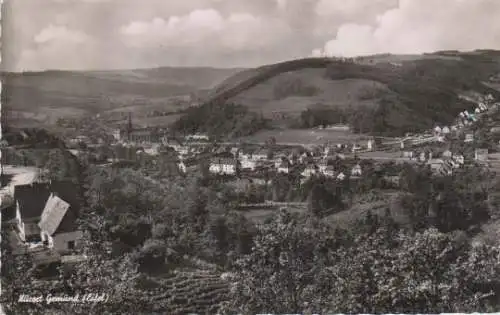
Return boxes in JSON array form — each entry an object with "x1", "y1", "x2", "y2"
[{"x1": 127, "y1": 112, "x2": 133, "y2": 140}]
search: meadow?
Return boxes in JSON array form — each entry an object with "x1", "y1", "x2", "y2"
[{"x1": 239, "y1": 128, "x2": 369, "y2": 145}]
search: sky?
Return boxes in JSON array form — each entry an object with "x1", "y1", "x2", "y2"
[{"x1": 2, "y1": 0, "x2": 500, "y2": 72}]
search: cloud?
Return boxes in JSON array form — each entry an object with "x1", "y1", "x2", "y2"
[
  {"x1": 34, "y1": 24, "x2": 91, "y2": 44},
  {"x1": 9, "y1": 0, "x2": 498, "y2": 71},
  {"x1": 16, "y1": 25, "x2": 96, "y2": 71},
  {"x1": 120, "y1": 9, "x2": 291, "y2": 51},
  {"x1": 315, "y1": 0, "x2": 500, "y2": 57},
  {"x1": 315, "y1": 0, "x2": 396, "y2": 18}
]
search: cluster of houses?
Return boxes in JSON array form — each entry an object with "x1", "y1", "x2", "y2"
[
  {"x1": 2, "y1": 181, "x2": 82, "y2": 265},
  {"x1": 401, "y1": 146, "x2": 489, "y2": 176},
  {"x1": 196, "y1": 143, "x2": 365, "y2": 183}
]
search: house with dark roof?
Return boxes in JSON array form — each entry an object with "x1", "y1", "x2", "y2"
[
  {"x1": 39, "y1": 193, "x2": 82, "y2": 254},
  {"x1": 427, "y1": 159, "x2": 453, "y2": 176},
  {"x1": 14, "y1": 183, "x2": 51, "y2": 243}
]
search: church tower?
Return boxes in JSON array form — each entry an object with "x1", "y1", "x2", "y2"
[{"x1": 127, "y1": 112, "x2": 133, "y2": 141}]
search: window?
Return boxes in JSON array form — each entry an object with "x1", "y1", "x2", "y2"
[{"x1": 67, "y1": 241, "x2": 75, "y2": 250}]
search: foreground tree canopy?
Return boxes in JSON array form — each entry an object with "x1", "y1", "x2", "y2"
[{"x1": 3, "y1": 149, "x2": 500, "y2": 314}]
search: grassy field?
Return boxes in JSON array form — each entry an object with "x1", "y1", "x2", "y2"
[
  {"x1": 357, "y1": 151, "x2": 406, "y2": 160},
  {"x1": 125, "y1": 114, "x2": 183, "y2": 128},
  {"x1": 231, "y1": 69, "x2": 389, "y2": 114},
  {"x1": 239, "y1": 128, "x2": 368, "y2": 145},
  {"x1": 326, "y1": 191, "x2": 406, "y2": 229},
  {"x1": 242, "y1": 204, "x2": 307, "y2": 224}
]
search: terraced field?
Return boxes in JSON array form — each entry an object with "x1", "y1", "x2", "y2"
[{"x1": 146, "y1": 269, "x2": 230, "y2": 314}]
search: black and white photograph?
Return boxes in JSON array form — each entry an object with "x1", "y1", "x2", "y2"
[{"x1": 2, "y1": 0, "x2": 500, "y2": 314}]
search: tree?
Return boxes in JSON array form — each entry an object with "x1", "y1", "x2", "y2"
[
  {"x1": 224, "y1": 210, "x2": 334, "y2": 314},
  {"x1": 307, "y1": 181, "x2": 343, "y2": 217},
  {"x1": 326, "y1": 228, "x2": 500, "y2": 313}
]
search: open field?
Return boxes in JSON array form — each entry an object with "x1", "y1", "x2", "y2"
[
  {"x1": 239, "y1": 129, "x2": 369, "y2": 145},
  {"x1": 232, "y1": 70, "x2": 388, "y2": 113},
  {"x1": 326, "y1": 191, "x2": 406, "y2": 229},
  {"x1": 355, "y1": 150, "x2": 417, "y2": 163},
  {"x1": 242, "y1": 204, "x2": 307, "y2": 224},
  {"x1": 124, "y1": 114, "x2": 183, "y2": 128}
]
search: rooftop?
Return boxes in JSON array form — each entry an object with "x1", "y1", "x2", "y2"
[
  {"x1": 38, "y1": 194, "x2": 77, "y2": 235},
  {"x1": 14, "y1": 183, "x2": 51, "y2": 220}
]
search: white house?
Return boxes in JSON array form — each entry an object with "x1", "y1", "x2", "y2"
[
  {"x1": 240, "y1": 159, "x2": 257, "y2": 171},
  {"x1": 419, "y1": 151, "x2": 433, "y2": 162},
  {"x1": 209, "y1": 158, "x2": 239, "y2": 175},
  {"x1": 442, "y1": 150, "x2": 453, "y2": 158},
  {"x1": 185, "y1": 134, "x2": 210, "y2": 141},
  {"x1": 337, "y1": 172, "x2": 346, "y2": 181},
  {"x1": 273, "y1": 156, "x2": 288, "y2": 169},
  {"x1": 178, "y1": 160, "x2": 187, "y2": 173},
  {"x1": 434, "y1": 126, "x2": 442, "y2": 134},
  {"x1": 442, "y1": 126, "x2": 450, "y2": 134},
  {"x1": 252, "y1": 149, "x2": 268, "y2": 161},
  {"x1": 367, "y1": 139, "x2": 374, "y2": 151},
  {"x1": 299, "y1": 152, "x2": 310, "y2": 164},
  {"x1": 112, "y1": 129, "x2": 122, "y2": 141},
  {"x1": 323, "y1": 146, "x2": 335, "y2": 157},
  {"x1": 239, "y1": 149, "x2": 253, "y2": 161},
  {"x1": 351, "y1": 144, "x2": 362, "y2": 153},
  {"x1": 464, "y1": 133, "x2": 474, "y2": 143},
  {"x1": 230, "y1": 147, "x2": 239, "y2": 157},
  {"x1": 301, "y1": 164, "x2": 317, "y2": 178},
  {"x1": 277, "y1": 161, "x2": 291, "y2": 174},
  {"x1": 402, "y1": 151, "x2": 414, "y2": 159},
  {"x1": 351, "y1": 164, "x2": 362, "y2": 177},
  {"x1": 318, "y1": 161, "x2": 328, "y2": 174}
]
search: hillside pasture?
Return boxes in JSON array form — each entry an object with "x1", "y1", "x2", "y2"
[
  {"x1": 326, "y1": 191, "x2": 407, "y2": 229},
  {"x1": 242, "y1": 204, "x2": 307, "y2": 224},
  {"x1": 231, "y1": 68, "x2": 389, "y2": 113}
]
